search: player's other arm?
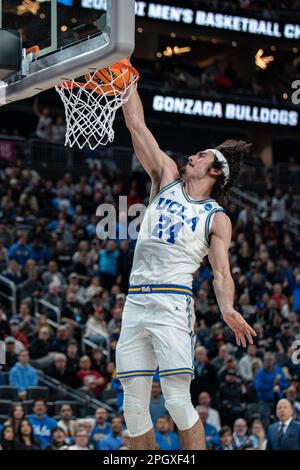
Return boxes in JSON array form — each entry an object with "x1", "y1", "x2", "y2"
[
  {"x1": 208, "y1": 212, "x2": 257, "y2": 347},
  {"x1": 123, "y1": 90, "x2": 179, "y2": 195}
]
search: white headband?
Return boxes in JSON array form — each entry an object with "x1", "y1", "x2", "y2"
[{"x1": 208, "y1": 148, "x2": 230, "y2": 185}]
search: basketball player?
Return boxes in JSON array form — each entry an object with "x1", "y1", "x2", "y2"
[{"x1": 116, "y1": 88, "x2": 257, "y2": 450}]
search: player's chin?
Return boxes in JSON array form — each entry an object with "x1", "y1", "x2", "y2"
[{"x1": 179, "y1": 165, "x2": 188, "y2": 177}]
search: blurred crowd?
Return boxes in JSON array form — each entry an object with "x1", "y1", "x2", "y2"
[
  {"x1": 0, "y1": 148, "x2": 300, "y2": 450},
  {"x1": 140, "y1": 54, "x2": 300, "y2": 106}
]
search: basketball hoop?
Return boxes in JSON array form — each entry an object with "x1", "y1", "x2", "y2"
[{"x1": 55, "y1": 61, "x2": 140, "y2": 150}]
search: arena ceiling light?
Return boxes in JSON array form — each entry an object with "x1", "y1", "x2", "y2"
[
  {"x1": 162, "y1": 46, "x2": 191, "y2": 57},
  {"x1": 255, "y1": 48, "x2": 274, "y2": 69}
]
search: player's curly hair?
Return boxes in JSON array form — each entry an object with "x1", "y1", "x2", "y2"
[{"x1": 210, "y1": 139, "x2": 252, "y2": 205}]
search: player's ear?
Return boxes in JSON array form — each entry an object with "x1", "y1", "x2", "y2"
[{"x1": 209, "y1": 166, "x2": 222, "y2": 177}]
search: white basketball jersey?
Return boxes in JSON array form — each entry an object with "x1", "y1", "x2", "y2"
[{"x1": 130, "y1": 179, "x2": 225, "y2": 287}]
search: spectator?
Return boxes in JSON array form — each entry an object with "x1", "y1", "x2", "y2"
[
  {"x1": 99, "y1": 241, "x2": 120, "y2": 289},
  {"x1": 44, "y1": 427, "x2": 68, "y2": 450},
  {"x1": 211, "y1": 344, "x2": 231, "y2": 370},
  {"x1": 97, "y1": 416, "x2": 123, "y2": 450},
  {"x1": 41, "y1": 260, "x2": 65, "y2": 287},
  {"x1": 255, "y1": 353, "x2": 288, "y2": 405},
  {"x1": 50, "y1": 325, "x2": 72, "y2": 354},
  {"x1": 3, "y1": 260, "x2": 23, "y2": 285},
  {"x1": 218, "y1": 426, "x2": 237, "y2": 451},
  {"x1": 219, "y1": 369, "x2": 245, "y2": 425},
  {"x1": 191, "y1": 346, "x2": 218, "y2": 404},
  {"x1": 51, "y1": 241, "x2": 72, "y2": 273},
  {"x1": 9, "y1": 319, "x2": 29, "y2": 347},
  {"x1": 84, "y1": 306, "x2": 109, "y2": 348},
  {"x1": 85, "y1": 280, "x2": 103, "y2": 303},
  {"x1": 198, "y1": 406, "x2": 220, "y2": 450},
  {"x1": 149, "y1": 381, "x2": 168, "y2": 426},
  {"x1": 18, "y1": 302, "x2": 35, "y2": 338},
  {"x1": 218, "y1": 356, "x2": 238, "y2": 382},
  {"x1": 16, "y1": 420, "x2": 40, "y2": 450},
  {"x1": 28, "y1": 399, "x2": 58, "y2": 449},
  {"x1": 4, "y1": 404, "x2": 25, "y2": 434},
  {"x1": 198, "y1": 391, "x2": 221, "y2": 431},
  {"x1": 285, "y1": 385, "x2": 300, "y2": 420},
  {"x1": 3, "y1": 337, "x2": 19, "y2": 369},
  {"x1": 287, "y1": 312, "x2": 300, "y2": 337},
  {"x1": 67, "y1": 428, "x2": 90, "y2": 450},
  {"x1": 30, "y1": 238, "x2": 48, "y2": 265},
  {"x1": 8, "y1": 234, "x2": 33, "y2": 266},
  {"x1": 107, "y1": 306, "x2": 122, "y2": 337},
  {"x1": 232, "y1": 419, "x2": 252, "y2": 449},
  {"x1": 19, "y1": 268, "x2": 43, "y2": 302},
  {"x1": 68, "y1": 272, "x2": 88, "y2": 300},
  {"x1": 55, "y1": 404, "x2": 76, "y2": 442},
  {"x1": 276, "y1": 323, "x2": 293, "y2": 355},
  {"x1": 29, "y1": 326, "x2": 52, "y2": 359},
  {"x1": 282, "y1": 346, "x2": 300, "y2": 382},
  {"x1": 195, "y1": 289, "x2": 210, "y2": 319},
  {"x1": 238, "y1": 344, "x2": 263, "y2": 382},
  {"x1": 271, "y1": 189, "x2": 286, "y2": 224},
  {"x1": 75, "y1": 418, "x2": 94, "y2": 436},
  {"x1": 77, "y1": 355, "x2": 107, "y2": 398},
  {"x1": 50, "y1": 117, "x2": 66, "y2": 143},
  {"x1": 61, "y1": 291, "x2": 85, "y2": 334},
  {"x1": 0, "y1": 425, "x2": 18, "y2": 450},
  {"x1": 52, "y1": 189, "x2": 74, "y2": 217},
  {"x1": 65, "y1": 340, "x2": 80, "y2": 372},
  {"x1": 267, "y1": 399, "x2": 300, "y2": 450},
  {"x1": 249, "y1": 419, "x2": 267, "y2": 450},
  {"x1": 29, "y1": 331, "x2": 53, "y2": 373},
  {"x1": 9, "y1": 349, "x2": 38, "y2": 399},
  {"x1": 33, "y1": 102, "x2": 52, "y2": 140},
  {"x1": 154, "y1": 416, "x2": 180, "y2": 450},
  {"x1": 46, "y1": 353, "x2": 81, "y2": 389},
  {"x1": 90, "y1": 347, "x2": 107, "y2": 377},
  {"x1": 90, "y1": 408, "x2": 111, "y2": 448},
  {"x1": 44, "y1": 282, "x2": 62, "y2": 319}
]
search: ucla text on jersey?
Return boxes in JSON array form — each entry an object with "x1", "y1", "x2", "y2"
[{"x1": 129, "y1": 179, "x2": 225, "y2": 288}]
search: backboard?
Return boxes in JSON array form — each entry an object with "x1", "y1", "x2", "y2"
[{"x1": 0, "y1": 0, "x2": 135, "y2": 104}]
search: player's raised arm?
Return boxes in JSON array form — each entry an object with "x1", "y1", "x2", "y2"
[
  {"x1": 208, "y1": 211, "x2": 257, "y2": 347},
  {"x1": 123, "y1": 89, "x2": 179, "y2": 193}
]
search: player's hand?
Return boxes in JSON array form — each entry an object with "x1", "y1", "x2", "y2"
[{"x1": 222, "y1": 308, "x2": 257, "y2": 348}]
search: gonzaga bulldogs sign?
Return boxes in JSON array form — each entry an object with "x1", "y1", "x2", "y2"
[{"x1": 151, "y1": 94, "x2": 299, "y2": 128}]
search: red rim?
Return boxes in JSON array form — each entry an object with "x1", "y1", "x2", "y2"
[{"x1": 57, "y1": 61, "x2": 140, "y2": 90}]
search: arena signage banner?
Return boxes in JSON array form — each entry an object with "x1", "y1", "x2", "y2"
[
  {"x1": 80, "y1": 0, "x2": 300, "y2": 40},
  {"x1": 151, "y1": 94, "x2": 299, "y2": 128}
]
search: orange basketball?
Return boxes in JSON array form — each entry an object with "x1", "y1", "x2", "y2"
[{"x1": 85, "y1": 58, "x2": 134, "y2": 96}]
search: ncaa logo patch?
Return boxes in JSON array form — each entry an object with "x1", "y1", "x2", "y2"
[{"x1": 204, "y1": 203, "x2": 213, "y2": 211}]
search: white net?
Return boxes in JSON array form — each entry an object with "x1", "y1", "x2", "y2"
[{"x1": 55, "y1": 63, "x2": 139, "y2": 150}]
